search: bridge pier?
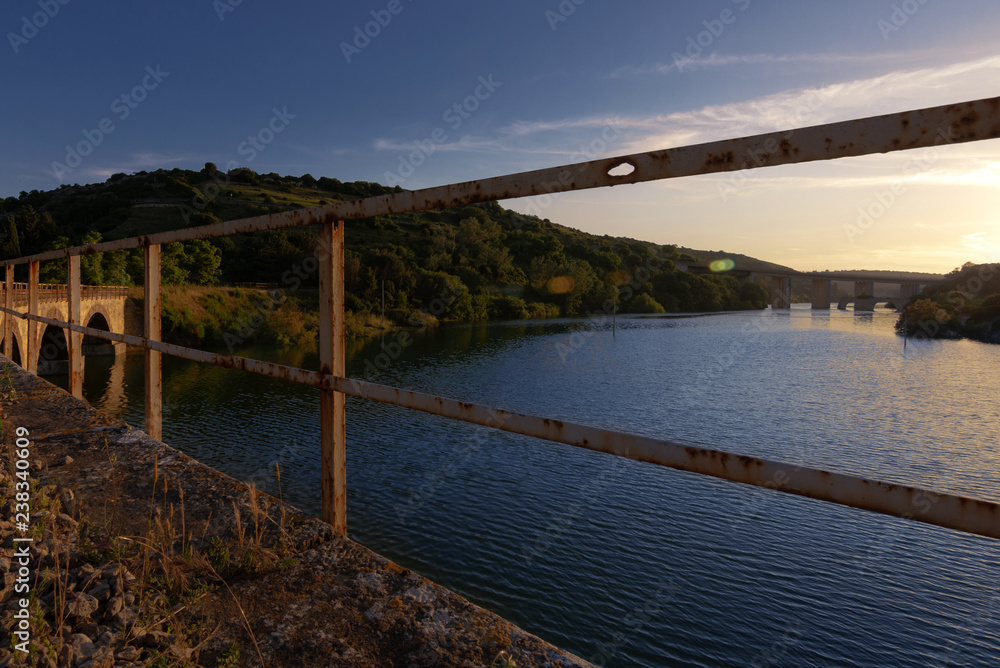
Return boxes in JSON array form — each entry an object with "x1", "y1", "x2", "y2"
[
  {"x1": 854, "y1": 280, "x2": 875, "y2": 312},
  {"x1": 811, "y1": 279, "x2": 831, "y2": 309},
  {"x1": 770, "y1": 276, "x2": 791, "y2": 309},
  {"x1": 854, "y1": 280, "x2": 874, "y2": 297}
]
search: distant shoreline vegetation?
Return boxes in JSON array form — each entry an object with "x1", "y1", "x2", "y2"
[
  {"x1": 1, "y1": 166, "x2": 783, "y2": 347},
  {"x1": 895, "y1": 263, "x2": 1000, "y2": 345}
]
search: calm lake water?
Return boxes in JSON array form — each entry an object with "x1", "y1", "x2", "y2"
[{"x1": 62, "y1": 305, "x2": 1000, "y2": 667}]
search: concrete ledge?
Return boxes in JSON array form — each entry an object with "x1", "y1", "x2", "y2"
[{"x1": 0, "y1": 359, "x2": 595, "y2": 667}]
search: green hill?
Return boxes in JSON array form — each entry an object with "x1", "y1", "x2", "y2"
[
  {"x1": 1, "y1": 166, "x2": 782, "y2": 336},
  {"x1": 896, "y1": 263, "x2": 1000, "y2": 344}
]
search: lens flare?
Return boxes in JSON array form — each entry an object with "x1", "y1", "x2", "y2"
[
  {"x1": 709, "y1": 259, "x2": 736, "y2": 273},
  {"x1": 547, "y1": 276, "x2": 576, "y2": 294}
]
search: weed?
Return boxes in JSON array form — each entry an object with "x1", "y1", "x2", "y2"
[
  {"x1": 215, "y1": 641, "x2": 241, "y2": 668},
  {"x1": 0, "y1": 363, "x2": 17, "y2": 401},
  {"x1": 148, "y1": 654, "x2": 172, "y2": 668},
  {"x1": 491, "y1": 650, "x2": 518, "y2": 668},
  {"x1": 207, "y1": 537, "x2": 231, "y2": 573}
]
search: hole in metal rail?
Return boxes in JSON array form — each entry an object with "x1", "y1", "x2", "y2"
[{"x1": 607, "y1": 161, "x2": 635, "y2": 177}]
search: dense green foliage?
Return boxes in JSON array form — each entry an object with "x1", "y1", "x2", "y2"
[
  {"x1": 896, "y1": 262, "x2": 1000, "y2": 343},
  {"x1": 1, "y1": 166, "x2": 779, "y2": 328}
]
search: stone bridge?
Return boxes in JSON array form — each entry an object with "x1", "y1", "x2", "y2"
[{"x1": 1, "y1": 283, "x2": 128, "y2": 375}]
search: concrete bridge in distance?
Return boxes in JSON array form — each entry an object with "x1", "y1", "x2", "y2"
[
  {"x1": 1, "y1": 283, "x2": 128, "y2": 375},
  {"x1": 686, "y1": 266, "x2": 948, "y2": 310}
]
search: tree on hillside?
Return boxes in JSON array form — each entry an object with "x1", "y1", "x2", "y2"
[
  {"x1": 103, "y1": 250, "x2": 131, "y2": 286},
  {"x1": 0, "y1": 216, "x2": 20, "y2": 259},
  {"x1": 80, "y1": 231, "x2": 104, "y2": 285},
  {"x1": 40, "y1": 237, "x2": 71, "y2": 283},
  {"x1": 455, "y1": 217, "x2": 512, "y2": 281},
  {"x1": 161, "y1": 242, "x2": 189, "y2": 285},
  {"x1": 8, "y1": 206, "x2": 57, "y2": 257},
  {"x1": 184, "y1": 239, "x2": 222, "y2": 285}
]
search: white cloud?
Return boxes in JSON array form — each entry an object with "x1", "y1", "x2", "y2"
[
  {"x1": 414, "y1": 54, "x2": 1000, "y2": 176},
  {"x1": 491, "y1": 55, "x2": 1000, "y2": 158},
  {"x1": 373, "y1": 53, "x2": 1000, "y2": 222},
  {"x1": 606, "y1": 51, "x2": 899, "y2": 79},
  {"x1": 613, "y1": 55, "x2": 1000, "y2": 153}
]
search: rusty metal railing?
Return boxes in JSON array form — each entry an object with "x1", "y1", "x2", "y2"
[{"x1": 1, "y1": 97, "x2": 998, "y2": 540}]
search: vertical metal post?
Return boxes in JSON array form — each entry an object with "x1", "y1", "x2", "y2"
[
  {"x1": 319, "y1": 220, "x2": 347, "y2": 534},
  {"x1": 68, "y1": 256, "x2": 83, "y2": 399},
  {"x1": 144, "y1": 245, "x2": 162, "y2": 440},
  {"x1": 27, "y1": 262, "x2": 38, "y2": 374},
  {"x1": 3, "y1": 266, "x2": 11, "y2": 359},
  {"x1": 612, "y1": 295, "x2": 616, "y2": 338}
]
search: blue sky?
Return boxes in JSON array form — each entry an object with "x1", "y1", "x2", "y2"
[{"x1": 3, "y1": 0, "x2": 999, "y2": 272}]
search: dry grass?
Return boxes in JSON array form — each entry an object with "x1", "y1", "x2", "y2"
[{"x1": 7, "y1": 449, "x2": 291, "y2": 667}]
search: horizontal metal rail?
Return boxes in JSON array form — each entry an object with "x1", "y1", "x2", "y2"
[
  {"x1": 5, "y1": 305, "x2": 998, "y2": 541},
  {"x1": 2, "y1": 96, "x2": 998, "y2": 267},
  {"x1": 3, "y1": 96, "x2": 999, "y2": 542}
]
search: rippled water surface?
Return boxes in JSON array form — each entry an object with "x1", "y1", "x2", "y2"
[{"x1": 68, "y1": 306, "x2": 1000, "y2": 667}]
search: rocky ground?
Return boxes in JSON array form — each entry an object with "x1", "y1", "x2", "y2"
[
  {"x1": 0, "y1": 450, "x2": 244, "y2": 667},
  {"x1": 0, "y1": 360, "x2": 595, "y2": 668}
]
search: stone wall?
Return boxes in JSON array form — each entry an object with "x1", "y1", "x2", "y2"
[{"x1": 0, "y1": 360, "x2": 595, "y2": 667}]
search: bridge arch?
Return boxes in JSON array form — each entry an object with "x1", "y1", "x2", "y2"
[
  {"x1": 38, "y1": 323, "x2": 69, "y2": 376},
  {"x1": 83, "y1": 311, "x2": 116, "y2": 355},
  {"x1": 2, "y1": 329, "x2": 24, "y2": 366},
  {"x1": 837, "y1": 297, "x2": 902, "y2": 312},
  {"x1": 82, "y1": 302, "x2": 125, "y2": 357}
]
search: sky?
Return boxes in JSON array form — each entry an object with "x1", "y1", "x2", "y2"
[{"x1": 2, "y1": 0, "x2": 999, "y2": 273}]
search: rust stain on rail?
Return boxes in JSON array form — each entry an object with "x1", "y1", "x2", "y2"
[
  {"x1": 2, "y1": 95, "x2": 999, "y2": 543},
  {"x1": 2, "y1": 96, "x2": 999, "y2": 267}
]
